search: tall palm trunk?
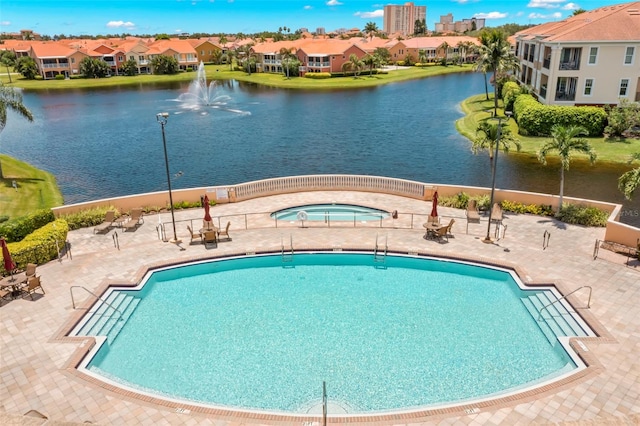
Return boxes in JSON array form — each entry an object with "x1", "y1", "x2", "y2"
[
  {"x1": 558, "y1": 167, "x2": 565, "y2": 212},
  {"x1": 483, "y1": 72, "x2": 489, "y2": 100}
]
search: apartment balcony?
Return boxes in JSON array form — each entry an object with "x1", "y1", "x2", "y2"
[
  {"x1": 41, "y1": 63, "x2": 69, "y2": 69},
  {"x1": 555, "y1": 90, "x2": 575, "y2": 101},
  {"x1": 559, "y1": 61, "x2": 580, "y2": 70},
  {"x1": 104, "y1": 61, "x2": 116, "y2": 66},
  {"x1": 307, "y1": 62, "x2": 330, "y2": 68}
]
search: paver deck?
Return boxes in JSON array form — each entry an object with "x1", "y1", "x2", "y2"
[{"x1": 1, "y1": 191, "x2": 639, "y2": 425}]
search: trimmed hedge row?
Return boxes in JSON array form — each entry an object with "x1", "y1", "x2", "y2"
[
  {"x1": 501, "y1": 81, "x2": 521, "y2": 112},
  {"x1": 513, "y1": 94, "x2": 607, "y2": 136},
  {"x1": 61, "y1": 206, "x2": 120, "y2": 231},
  {"x1": 0, "y1": 209, "x2": 56, "y2": 243},
  {"x1": 304, "y1": 72, "x2": 331, "y2": 79},
  {"x1": 1, "y1": 219, "x2": 69, "y2": 275}
]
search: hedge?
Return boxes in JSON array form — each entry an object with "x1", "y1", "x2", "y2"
[
  {"x1": 513, "y1": 94, "x2": 607, "y2": 136},
  {"x1": 0, "y1": 209, "x2": 56, "y2": 243},
  {"x1": 1, "y1": 219, "x2": 69, "y2": 275},
  {"x1": 501, "y1": 81, "x2": 521, "y2": 112},
  {"x1": 61, "y1": 206, "x2": 120, "y2": 231},
  {"x1": 304, "y1": 72, "x2": 331, "y2": 79}
]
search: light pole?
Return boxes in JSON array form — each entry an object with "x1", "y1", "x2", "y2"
[
  {"x1": 156, "y1": 112, "x2": 181, "y2": 244},
  {"x1": 482, "y1": 111, "x2": 512, "y2": 244}
]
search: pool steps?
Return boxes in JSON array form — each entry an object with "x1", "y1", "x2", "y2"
[
  {"x1": 76, "y1": 292, "x2": 140, "y2": 344},
  {"x1": 521, "y1": 292, "x2": 589, "y2": 345}
]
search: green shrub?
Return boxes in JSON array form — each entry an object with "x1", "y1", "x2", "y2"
[
  {"x1": 501, "y1": 81, "x2": 521, "y2": 112},
  {"x1": 556, "y1": 204, "x2": 608, "y2": 227},
  {"x1": 500, "y1": 200, "x2": 554, "y2": 216},
  {"x1": 439, "y1": 192, "x2": 470, "y2": 209},
  {"x1": 0, "y1": 209, "x2": 56, "y2": 243},
  {"x1": 514, "y1": 94, "x2": 607, "y2": 136},
  {"x1": 61, "y1": 206, "x2": 121, "y2": 230},
  {"x1": 396, "y1": 61, "x2": 405, "y2": 66},
  {"x1": 305, "y1": 72, "x2": 331, "y2": 79},
  {"x1": 1, "y1": 219, "x2": 69, "y2": 275},
  {"x1": 54, "y1": 74, "x2": 65, "y2": 80},
  {"x1": 0, "y1": 215, "x2": 9, "y2": 223}
]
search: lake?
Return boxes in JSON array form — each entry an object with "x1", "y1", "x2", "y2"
[{"x1": 2, "y1": 72, "x2": 638, "y2": 225}]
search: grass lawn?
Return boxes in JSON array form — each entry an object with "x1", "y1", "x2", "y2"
[
  {"x1": 456, "y1": 94, "x2": 640, "y2": 164},
  {"x1": 0, "y1": 63, "x2": 475, "y2": 91},
  {"x1": 0, "y1": 155, "x2": 63, "y2": 220}
]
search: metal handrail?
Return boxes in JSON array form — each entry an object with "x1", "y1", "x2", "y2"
[
  {"x1": 70, "y1": 285, "x2": 123, "y2": 320},
  {"x1": 281, "y1": 235, "x2": 294, "y2": 262},
  {"x1": 537, "y1": 286, "x2": 592, "y2": 321}
]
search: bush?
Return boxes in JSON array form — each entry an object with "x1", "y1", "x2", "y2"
[
  {"x1": 54, "y1": 74, "x2": 65, "y2": 80},
  {"x1": 61, "y1": 206, "x2": 121, "y2": 230},
  {"x1": 1, "y1": 219, "x2": 69, "y2": 275},
  {"x1": 305, "y1": 72, "x2": 331, "y2": 79},
  {"x1": 0, "y1": 209, "x2": 56, "y2": 243},
  {"x1": 514, "y1": 94, "x2": 607, "y2": 136},
  {"x1": 556, "y1": 204, "x2": 608, "y2": 227},
  {"x1": 501, "y1": 81, "x2": 521, "y2": 112},
  {"x1": 500, "y1": 200, "x2": 554, "y2": 216}
]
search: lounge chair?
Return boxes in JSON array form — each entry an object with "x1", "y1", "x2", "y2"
[
  {"x1": 93, "y1": 210, "x2": 115, "y2": 234},
  {"x1": 466, "y1": 200, "x2": 480, "y2": 233},
  {"x1": 21, "y1": 276, "x2": 45, "y2": 300},
  {"x1": 123, "y1": 208, "x2": 144, "y2": 231},
  {"x1": 187, "y1": 225, "x2": 202, "y2": 244},
  {"x1": 490, "y1": 203, "x2": 503, "y2": 224},
  {"x1": 203, "y1": 230, "x2": 217, "y2": 248},
  {"x1": 217, "y1": 221, "x2": 231, "y2": 241}
]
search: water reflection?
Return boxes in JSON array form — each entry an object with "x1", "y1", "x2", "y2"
[{"x1": 2, "y1": 73, "x2": 638, "y2": 225}]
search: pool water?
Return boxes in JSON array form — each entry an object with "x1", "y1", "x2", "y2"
[
  {"x1": 271, "y1": 204, "x2": 390, "y2": 221},
  {"x1": 84, "y1": 253, "x2": 576, "y2": 414}
]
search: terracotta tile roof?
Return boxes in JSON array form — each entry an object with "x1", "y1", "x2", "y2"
[
  {"x1": 148, "y1": 39, "x2": 197, "y2": 54},
  {"x1": 398, "y1": 36, "x2": 480, "y2": 49},
  {"x1": 516, "y1": 1, "x2": 640, "y2": 41},
  {"x1": 29, "y1": 41, "x2": 77, "y2": 57}
]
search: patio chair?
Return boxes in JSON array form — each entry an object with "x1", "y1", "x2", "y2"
[
  {"x1": 93, "y1": 210, "x2": 115, "y2": 234},
  {"x1": 466, "y1": 200, "x2": 480, "y2": 233},
  {"x1": 187, "y1": 225, "x2": 202, "y2": 244},
  {"x1": 433, "y1": 225, "x2": 449, "y2": 242},
  {"x1": 217, "y1": 221, "x2": 231, "y2": 241},
  {"x1": 21, "y1": 276, "x2": 45, "y2": 300},
  {"x1": 203, "y1": 230, "x2": 217, "y2": 248},
  {"x1": 25, "y1": 263, "x2": 37, "y2": 281},
  {"x1": 123, "y1": 208, "x2": 144, "y2": 231},
  {"x1": 445, "y1": 218, "x2": 455, "y2": 238},
  {"x1": 490, "y1": 203, "x2": 503, "y2": 224},
  {"x1": 0, "y1": 286, "x2": 12, "y2": 305}
]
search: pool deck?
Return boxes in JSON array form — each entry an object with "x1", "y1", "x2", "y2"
[{"x1": 1, "y1": 191, "x2": 639, "y2": 426}]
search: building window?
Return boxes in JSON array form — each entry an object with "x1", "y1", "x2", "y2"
[
  {"x1": 624, "y1": 47, "x2": 634, "y2": 64},
  {"x1": 619, "y1": 79, "x2": 629, "y2": 96},
  {"x1": 588, "y1": 47, "x2": 598, "y2": 64},
  {"x1": 584, "y1": 79, "x2": 593, "y2": 95}
]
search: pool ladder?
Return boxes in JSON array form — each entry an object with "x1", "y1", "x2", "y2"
[
  {"x1": 374, "y1": 233, "x2": 387, "y2": 264},
  {"x1": 281, "y1": 235, "x2": 294, "y2": 262}
]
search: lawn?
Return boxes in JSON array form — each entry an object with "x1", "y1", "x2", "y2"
[
  {"x1": 0, "y1": 155, "x2": 63, "y2": 220},
  {"x1": 456, "y1": 94, "x2": 640, "y2": 164}
]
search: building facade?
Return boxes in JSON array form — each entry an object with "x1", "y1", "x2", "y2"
[
  {"x1": 383, "y1": 2, "x2": 427, "y2": 36},
  {"x1": 514, "y1": 1, "x2": 640, "y2": 106}
]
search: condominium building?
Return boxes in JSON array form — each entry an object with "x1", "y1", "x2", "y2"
[
  {"x1": 383, "y1": 2, "x2": 427, "y2": 36},
  {"x1": 514, "y1": 1, "x2": 640, "y2": 106}
]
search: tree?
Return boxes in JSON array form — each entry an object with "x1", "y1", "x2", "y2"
[
  {"x1": 438, "y1": 41, "x2": 450, "y2": 64},
  {"x1": 150, "y1": 55, "x2": 179, "y2": 75},
  {"x1": 572, "y1": 9, "x2": 587, "y2": 15},
  {"x1": 364, "y1": 22, "x2": 379, "y2": 38},
  {"x1": 362, "y1": 53, "x2": 381, "y2": 76},
  {"x1": 473, "y1": 120, "x2": 521, "y2": 175},
  {"x1": 0, "y1": 50, "x2": 16, "y2": 83},
  {"x1": 79, "y1": 57, "x2": 111, "y2": 78},
  {"x1": 373, "y1": 48, "x2": 390, "y2": 65},
  {"x1": 414, "y1": 19, "x2": 427, "y2": 36},
  {"x1": 342, "y1": 54, "x2": 364, "y2": 77},
  {"x1": 15, "y1": 56, "x2": 38, "y2": 80},
  {"x1": 475, "y1": 29, "x2": 519, "y2": 113},
  {"x1": 404, "y1": 53, "x2": 415, "y2": 66},
  {"x1": 0, "y1": 83, "x2": 34, "y2": 177},
  {"x1": 538, "y1": 125, "x2": 597, "y2": 210},
  {"x1": 418, "y1": 49, "x2": 428, "y2": 65},
  {"x1": 279, "y1": 47, "x2": 295, "y2": 79},
  {"x1": 120, "y1": 58, "x2": 139, "y2": 76},
  {"x1": 223, "y1": 50, "x2": 236, "y2": 70},
  {"x1": 618, "y1": 153, "x2": 640, "y2": 200}
]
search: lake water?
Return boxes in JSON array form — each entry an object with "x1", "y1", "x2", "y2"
[{"x1": 2, "y1": 72, "x2": 638, "y2": 225}]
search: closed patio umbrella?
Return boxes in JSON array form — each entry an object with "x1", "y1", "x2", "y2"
[
  {"x1": 430, "y1": 191, "x2": 439, "y2": 220},
  {"x1": 203, "y1": 194, "x2": 213, "y2": 229},
  {"x1": 1, "y1": 237, "x2": 16, "y2": 277}
]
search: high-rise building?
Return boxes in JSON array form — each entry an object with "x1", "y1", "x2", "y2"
[{"x1": 383, "y1": 2, "x2": 427, "y2": 36}]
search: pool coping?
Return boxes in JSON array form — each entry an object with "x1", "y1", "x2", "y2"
[{"x1": 51, "y1": 247, "x2": 617, "y2": 423}]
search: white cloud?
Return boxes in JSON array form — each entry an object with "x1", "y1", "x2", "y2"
[
  {"x1": 562, "y1": 2, "x2": 580, "y2": 10},
  {"x1": 354, "y1": 9, "x2": 384, "y2": 19},
  {"x1": 528, "y1": 11, "x2": 563, "y2": 19},
  {"x1": 304, "y1": 5, "x2": 312, "y2": 10},
  {"x1": 326, "y1": 0, "x2": 342, "y2": 6},
  {"x1": 106, "y1": 20, "x2": 136, "y2": 29},
  {"x1": 0, "y1": 21, "x2": 10, "y2": 26},
  {"x1": 473, "y1": 11, "x2": 508, "y2": 19},
  {"x1": 527, "y1": 0, "x2": 565, "y2": 9}
]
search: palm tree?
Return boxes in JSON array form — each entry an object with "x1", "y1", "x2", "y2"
[
  {"x1": 475, "y1": 30, "x2": 519, "y2": 113},
  {"x1": 364, "y1": 22, "x2": 379, "y2": 39},
  {"x1": 0, "y1": 51, "x2": 16, "y2": 83},
  {"x1": 279, "y1": 47, "x2": 294, "y2": 79},
  {"x1": 618, "y1": 153, "x2": 640, "y2": 200},
  {"x1": 342, "y1": 54, "x2": 364, "y2": 77},
  {"x1": 538, "y1": 125, "x2": 597, "y2": 211},
  {"x1": 224, "y1": 50, "x2": 236, "y2": 71},
  {"x1": 362, "y1": 54, "x2": 380, "y2": 76},
  {"x1": 438, "y1": 41, "x2": 450, "y2": 64},
  {"x1": 418, "y1": 49, "x2": 428, "y2": 65},
  {"x1": 0, "y1": 84, "x2": 34, "y2": 177},
  {"x1": 473, "y1": 120, "x2": 521, "y2": 175}
]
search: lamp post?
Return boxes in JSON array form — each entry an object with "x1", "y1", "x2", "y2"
[
  {"x1": 482, "y1": 111, "x2": 512, "y2": 244},
  {"x1": 156, "y1": 112, "x2": 181, "y2": 244}
]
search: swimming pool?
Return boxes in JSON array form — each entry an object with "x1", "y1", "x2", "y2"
[
  {"x1": 74, "y1": 252, "x2": 591, "y2": 415},
  {"x1": 271, "y1": 203, "x2": 390, "y2": 222}
]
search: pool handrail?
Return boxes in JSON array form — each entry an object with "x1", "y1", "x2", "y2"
[{"x1": 537, "y1": 285, "x2": 592, "y2": 321}]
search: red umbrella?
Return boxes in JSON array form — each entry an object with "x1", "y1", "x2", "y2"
[
  {"x1": 203, "y1": 194, "x2": 212, "y2": 229},
  {"x1": 1, "y1": 237, "x2": 16, "y2": 276},
  {"x1": 430, "y1": 191, "x2": 439, "y2": 219}
]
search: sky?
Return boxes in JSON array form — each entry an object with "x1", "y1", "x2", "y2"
[{"x1": 0, "y1": 0, "x2": 627, "y2": 37}]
